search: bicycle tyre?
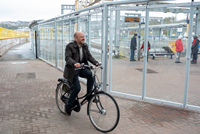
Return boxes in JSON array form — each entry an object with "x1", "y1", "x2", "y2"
[
  {"x1": 55, "y1": 82, "x2": 71, "y2": 114},
  {"x1": 88, "y1": 91, "x2": 120, "y2": 132}
]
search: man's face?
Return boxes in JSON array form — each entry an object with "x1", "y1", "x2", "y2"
[
  {"x1": 135, "y1": 35, "x2": 137, "y2": 38},
  {"x1": 75, "y1": 32, "x2": 85, "y2": 44}
]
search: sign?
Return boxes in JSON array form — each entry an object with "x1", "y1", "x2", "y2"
[
  {"x1": 177, "y1": 28, "x2": 182, "y2": 33},
  {"x1": 124, "y1": 17, "x2": 140, "y2": 23},
  {"x1": 141, "y1": 18, "x2": 145, "y2": 24},
  {"x1": 168, "y1": 41, "x2": 176, "y2": 53}
]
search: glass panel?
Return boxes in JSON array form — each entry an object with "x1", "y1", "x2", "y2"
[
  {"x1": 188, "y1": 11, "x2": 200, "y2": 107},
  {"x1": 146, "y1": 9, "x2": 187, "y2": 103},
  {"x1": 111, "y1": 10, "x2": 143, "y2": 96},
  {"x1": 47, "y1": 22, "x2": 54, "y2": 63},
  {"x1": 91, "y1": 13, "x2": 102, "y2": 81},
  {"x1": 57, "y1": 21, "x2": 63, "y2": 68}
]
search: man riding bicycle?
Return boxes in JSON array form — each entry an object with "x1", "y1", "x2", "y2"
[{"x1": 63, "y1": 31, "x2": 99, "y2": 116}]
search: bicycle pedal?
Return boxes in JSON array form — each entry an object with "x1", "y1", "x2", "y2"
[{"x1": 72, "y1": 100, "x2": 81, "y2": 112}]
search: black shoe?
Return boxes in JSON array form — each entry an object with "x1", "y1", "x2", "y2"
[
  {"x1": 65, "y1": 105, "x2": 72, "y2": 116},
  {"x1": 175, "y1": 61, "x2": 179, "y2": 63},
  {"x1": 191, "y1": 60, "x2": 194, "y2": 62},
  {"x1": 191, "y1": 61, "x2": 197, "y2": 64},
  {"x1": 133, "y1": 59, "x2": 136, "y2": 61},
  {"x1": 178, "y1": 61, "x2": 181, "y2": 63}
]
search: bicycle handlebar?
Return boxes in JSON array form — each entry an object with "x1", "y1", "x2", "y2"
[{"x1": 75, "y1": 63, "x2": 103, "y2": 71}]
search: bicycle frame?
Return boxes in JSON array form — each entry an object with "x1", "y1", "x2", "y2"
[{"x1": 60, "y1": 64, "x2": 103, "y2": 109}]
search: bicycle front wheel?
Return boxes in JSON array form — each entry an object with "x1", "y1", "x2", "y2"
[{"x1": 88, "y1": 92, "x2": 120, "y2": 132}]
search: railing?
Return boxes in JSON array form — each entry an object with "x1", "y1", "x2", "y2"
[{"x1": 0, "y1": 27, "x2": 29, "y2": 39}]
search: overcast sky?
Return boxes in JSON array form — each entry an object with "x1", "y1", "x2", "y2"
[
  {"x1": 1, "y1": 0, "x2": 200, "y2": 22},
  {"x1": 0, "y1": 0, "x2": 74, "y2": 22}
]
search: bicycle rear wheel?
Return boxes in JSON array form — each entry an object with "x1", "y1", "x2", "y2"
[
  {"x1": 55, "y1": 82, "x2": 71, "y2": 114},
  {"x1": 88, "y1": 92, "x2": 120, "y2": 132}
]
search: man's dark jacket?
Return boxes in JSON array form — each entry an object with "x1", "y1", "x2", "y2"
[
  {"x1": 191, "y1": 39, "x2": 199, "y2": 54},
  {"x1": 130, "y1": 36, "x2": 137, "y2": 50},
  {"x1": 63, "y1": 40, "x2": 98, "y2": 83}
]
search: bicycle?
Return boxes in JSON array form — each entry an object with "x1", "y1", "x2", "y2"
[{"x1": 55, "y1": 63, "x2": 120, "y2": 133}]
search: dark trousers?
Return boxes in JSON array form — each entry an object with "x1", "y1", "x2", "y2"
[
  {"x1": 193, "y1": 54, "x2": 198, "y2": 61},
  {"x1": 67, "y1": 69, "x2": 93, "y2": 106},
  {"x1": 130, "y1": 49, "x2": 135, "y2": 61}
]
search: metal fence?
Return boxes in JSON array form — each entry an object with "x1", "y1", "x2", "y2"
[
  {"x1": 0, "y1": 27, "x2": 29, "y2": 39},
  {"x1": 29, "y1": 0, "x2": 200, "y2": 111}
]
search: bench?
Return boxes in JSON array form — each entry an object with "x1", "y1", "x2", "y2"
[
  {"x1": 150, "y1": 53, "x2": 174, "y2": 60},
  {"x1": 150, "y1": 46, "x2": 175, "y2": 60}
]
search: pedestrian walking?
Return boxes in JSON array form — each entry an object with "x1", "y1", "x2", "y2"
[
  {"x1": 175, "y1": 35, "x2": 183, "y2": 63},
  {"x1": 130, "y1": 33, "x2": 137, "y2": 61},
  {"x1": 191, "y1": 35, "x2": 199, "y2": 64}
]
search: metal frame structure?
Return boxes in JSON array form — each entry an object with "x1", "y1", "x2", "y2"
[
  {"x1": 29, "y1": 0, "x2": 200, "y2": 111},
  {"x1": 61, "y1": 5, "x2": 75, "y2": 14}
]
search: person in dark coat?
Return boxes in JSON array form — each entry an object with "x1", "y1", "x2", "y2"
[
  {"x1": 130, "y1": 33, "x2": 137, "y2": 61},
  {"x1": 191, "y1": 35, "x2": 199, "y2": 64},
  {"x1": 63, "y1": 31, "x2": 99, "y2": 116}
]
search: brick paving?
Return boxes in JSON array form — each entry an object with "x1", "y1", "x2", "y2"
[
  {"x1": 0, "y1": 42, "x2": 200, "y2": 134},
  {"x1": 0, "y1": 59, "x2": 200, "y2": 134}
]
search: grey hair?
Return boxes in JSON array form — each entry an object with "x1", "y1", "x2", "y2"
[{"x1": 178, "y1": 35, "x2": 182, "y2": 39}]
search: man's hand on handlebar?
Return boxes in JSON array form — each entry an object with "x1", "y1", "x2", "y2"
[{"x1": 74, "y1": 63, "x2": 81, "y2": 68}]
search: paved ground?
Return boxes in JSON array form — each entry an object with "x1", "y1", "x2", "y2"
[
  {"x1": 0, "y1": 42, "x2": 35, "y2": 61},
  {"x1": 0, "y1": 42, "x2": 200, "y2": 134}
]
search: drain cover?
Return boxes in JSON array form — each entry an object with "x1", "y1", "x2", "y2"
[
  {"x1": 136, "y1": 68, "x2": 158, "y2": 73},
  {"x1": 16, "y1": 73, "x2": 36, "y2": 79},
  {"x1": 12, "y1": 62, "x2": 27, "y2": 64}
]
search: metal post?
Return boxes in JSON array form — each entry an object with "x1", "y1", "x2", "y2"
[
  {"x1": 55, "y1": 18, "x2": 58, "y2": 67},
  {"x1": 101, "y1": 9, "x2": 104, "y2": 86},
  {"x1": 102, "y1": 4, "x2": 108, "y2": 92},
  {"x1": 62, "y1": 21, "x2": 65, "y2": 70},
  {"x1": 109, "y1": 10, "x2": 114, "y2": 93},
  {"x1": 44, "y1": 28, "x2": 46, "y2": 60},
  {"x1": 35, "y1": 31, "x2": 38, "y2": 58},
  {"x1": 137, "y1": 14, "x2": 141, "y2": 61},
  {"x1": 61, "y1": 5, "x2": 63, "y2": 15},
  {"x1": 78, "y1": 17, "x2": 80, "y2": 31},
  {"x1": 51, "y1": 24, "x2": 53, "y2": 63},
  {"x1": 183, "y1": 1, "x2": 194, "y2": 108},
  {"x1": 128, "y1": 30, "x2": 129, "y2": 39},
  {"x1": 115, "y1": 6, "x2": 120, "y2": 56},
  {"x1": 159, "y1": 28, "x2": 162, "y2": 40},
  {"x1": 195, "y1": 11, "x2": 199, "y2": 35},
  {"x1": 142, "y1": 3, "x2": 149, "y2": 100},
  {"x1": 197, "y1": 6, "x2": 200, "y2": 35},
  {"x1": 69, "y1": 20, "x2": 71, "y2": 42},
  {"x1": 170, "y1": 29, "x2": 172, "y2": 40},
  {"x1": 88, "y1": 15, "x2": 91, "y2": 51},
  {"x1": 48, "y1": 27, "x2": 49, "y2": 62}
]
